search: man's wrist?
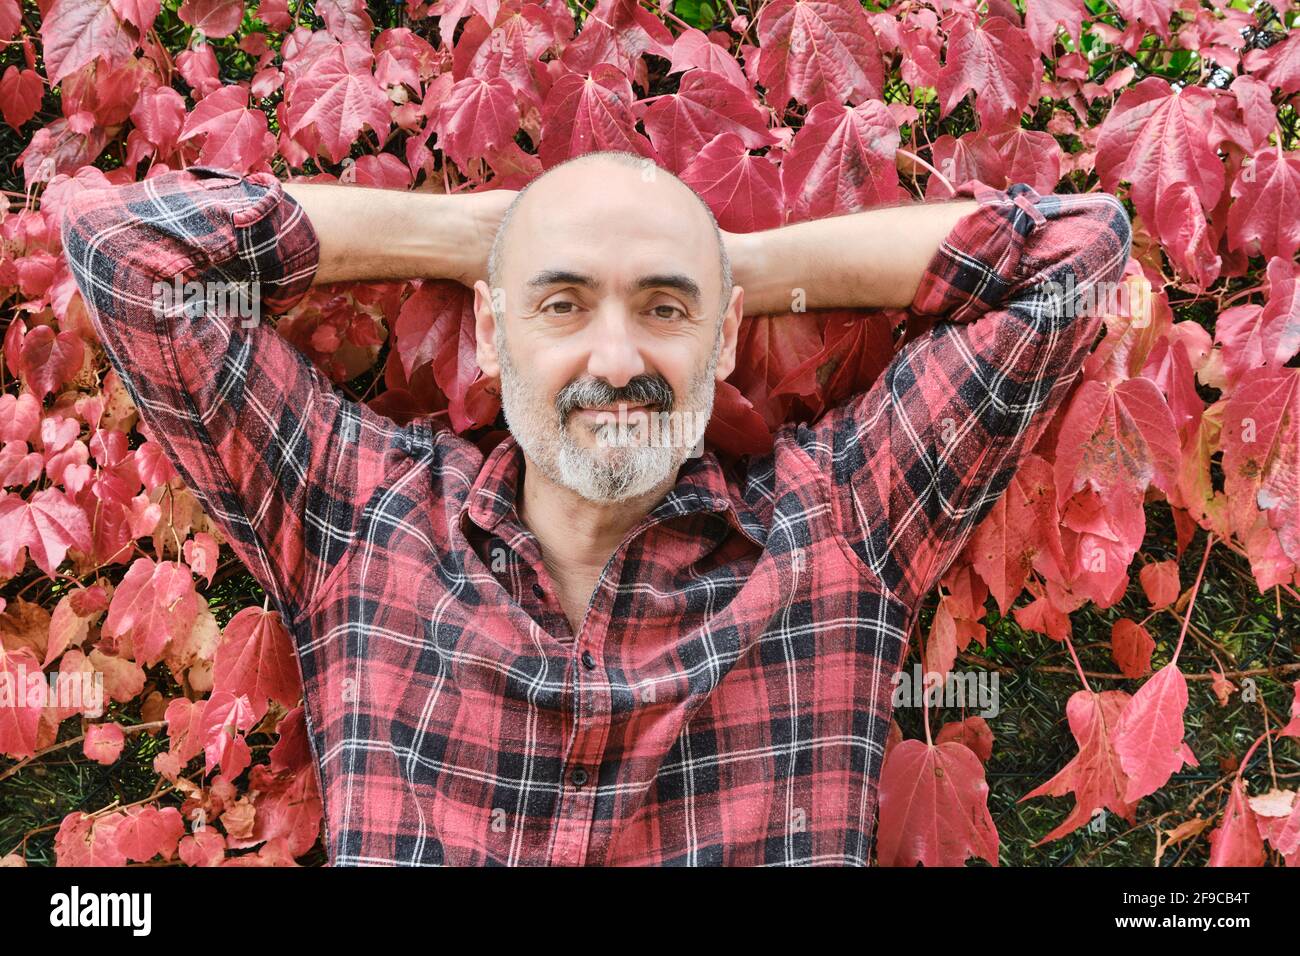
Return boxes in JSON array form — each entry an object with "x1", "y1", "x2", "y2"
[{"x1": 723, "y1": 228, "x2": 782, "y2": 316}]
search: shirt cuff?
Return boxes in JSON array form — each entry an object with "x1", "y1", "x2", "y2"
[
  {"x1": 187, "y1": 165, "x2": 320, "y2": 317},
  {"x1": 909, "y1": 180, "x2": 1048, "y2": 323}
]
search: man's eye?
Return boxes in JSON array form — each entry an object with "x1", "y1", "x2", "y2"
[
  {"x1": 542, "y1": 301, "x2": 576, "y2": 315},
  {"x1": 652, "y1": 304, "x2": 686, "y2": 321}
]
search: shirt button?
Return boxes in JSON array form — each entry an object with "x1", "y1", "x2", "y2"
[
  {"x1": 571, "y1": 767, "x2": 589, "y2": 788},
  {"x1": 531, "y1": 582, "x2": 544, "y2": 598},
  {"x1": 581, "y1": 650, "x2": 596, "y2": 670}
]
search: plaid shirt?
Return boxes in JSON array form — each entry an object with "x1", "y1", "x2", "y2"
[{"x1": 61, "y1": 166, "x2": 1131, "y2": 866}]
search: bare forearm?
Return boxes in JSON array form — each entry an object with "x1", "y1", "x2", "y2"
[
  {"x1": 727, "y1": 198, "x2": 980, "y2": 315},
  {"x1": 282, "y1": 182, "x2": 499, "y2": 287}
]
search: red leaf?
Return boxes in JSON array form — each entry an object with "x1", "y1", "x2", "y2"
[
  {"x1": 876, "y1": 739, "x2": 999, "y2": 866},
  {"x1": 54, "y1": 810, "x2": 127, "y2": 866},
  {"x1": 1222, "y1": 368, "x2": 1299, "y2": 556},
  {"x1": 1207, "y1": 778, "x2": 1266, "y2": 867},
  {"x1": 1248, "y1": 788, "x2": 1300, "y2": 863},
  {"x1": 1228, "y1": 149, "x2": 1300, "y2": 263},
  {"x1": 101, "y1": 557, "x2": 200, "y2": 666},
  {"x1": 1023, "y1": 0, "x2": 1084, "y2": 56},
  {"x1": 1139, "y1": 559, "x2": 1180, "y2": 609},
  {"x1": 704, "y1": 380, "x2": 771, "y2": 457},
  {"x1": 1096, "y1": 78, "x2": 1223, "y2": 238},
  {"x1": 40, "y1": 0, "x2": 140, "y2": 86},
  {"x1": 212, "y1": 606, "x2": 300, "y2": 725},
  {"x1": 0, "y1": 645, "x2": 43, "y2": 757},
  {"x1": 938, "y1": 15, "x2": 1038, "y2": 129},
  {"x1": 200, "y1": 690, "x2": 255, "y2": 777},
  {"x1": 1019, "y1": 689, "x2": 1138, "y2": 843},
  {"x1": 83, "y1": 720, "x2": 125, "y2": 764},
  {"x1": 20, "y1": 325, "x2": 84, "y2": 401},
  {"x1": 1111, "y1": 617, "x2": 1155, "y2": 679},
  {"x1": 177, "y1": 0, "x2": 244, "y2": 37},
  {"x1": 1054, "y1": 377, "x2": 1181, "y2": 507},
  {"x1": 0, "y1": 67, "x2": 43, "y2": 131},
  {"x1": 179, "y1": 84, "x2": 277, "y2": 173},
  {"x1": 283, "y1": 41, "x2": 391, "y2": 165},
  {"x1": 668, "y1": 28, "x2": 749, "y2": 91},
  {"x1": 679, "y1": 132, "x2": 783, "y2": 233},
  {"x1": 432, "y1": 75, "x2": 521, "y2": 168},
  {"x1": 1243, "y1": 31, "x2": 1300, "y2": 95},
  {"x1": 1114, "y1": 662, "x2": 1193, "y2": 802},
  {"x1": 935, "y1": 716, "x2": 994, "y2": 763},
  {"x1": 640, "y1": 70, "x2": 776, "y2": 175},
  {"x1": 755, "y1": 0, "x2": 885, "y2": 110},
  {"x1": 393, "y1": 280, "x2": 483, "y2": 432},
  {"x1": 116, "y1": 805, "x2": 185, "y2": 862},
  {"x1": 0, "y1": 487, "x2": 92, "y2": 577},
  {"x1": 780, "y1": 99, "x2": 902, "y2": 223},
  {"x1": 538, "y1": 64, "x2": 654, "y2": 169}
]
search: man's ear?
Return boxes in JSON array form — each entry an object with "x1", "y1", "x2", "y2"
[
  {"x1": 473, "y1": 278, "x2": 501, "y2": 378},
  {"x1": 714, "y1": 284, "x2": 743, "y2": 381}
]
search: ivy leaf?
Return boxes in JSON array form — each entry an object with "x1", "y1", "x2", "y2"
[
  {"x1": 431, "y1": 75, "x2": 521, "y2": 169},
  {"x1": 938, "y1": 15, "x2": 1038, "y2": 130},
  {"x1": 1114, "y1": 662, "x2": 1195, "y2": 802},
  {"x1": 679, "y1": 132, "x2": 783, "y2": 233},
  {"x1": 41, "y1": 0, "x2": 139, "y2": 85},
  {"x1": 538, "y1": 63, "x2": 654, "y2": 169},
  {"x1": 1096, "y1": 78, "x2": 1223, "y2": 240},
  {"x1": 780, "y1": 99, "x2": 902, "y2": 223},
  {"x1": 876, "y1": 739, "x2": 999, "y2": 866},
  {"x1": 1228, "y1": 150, "x2": 1300, "y2": 263},
  {"x1": 179, "y1": 84, "x2": 278, "y2": 174},
  {"x1": 212, "y1": 607, "x2": 300, "y2": 725},
  {"x1": 1019, "y1": 689, "x2": 1139, "y2": 844},
  {"x1": 0, "y1": 67, "x2": 43, "y2": 131},
  {"x1": 283, "y1": 40, "x2": 391, "y2": 164},
  {"x1": 640, "y1": 70, "x2": 777, "y2": 175},
  {"x1": 0, "y1": 487, "x2": 91, "y2": 578},
  {"x1": 755, "y1": 0, "x2": 885, "y2": 110}
]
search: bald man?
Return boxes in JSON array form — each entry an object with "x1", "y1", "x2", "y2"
[{"x1": 62, "y1": 153, "x2": 1130, "y2": 866}]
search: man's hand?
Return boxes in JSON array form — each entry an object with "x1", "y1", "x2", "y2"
[{"x1": 283, "y1": 180, "x2": 517, "y2": 288}]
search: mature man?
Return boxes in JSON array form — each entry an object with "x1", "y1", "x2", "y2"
[{"x1": 62, "y1": 150, "x2": 1130, "y2": 865}]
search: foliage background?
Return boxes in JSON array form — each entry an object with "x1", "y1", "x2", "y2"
[{"x1": 0, "y1": 0, "x2": 1298, "y2": 866}]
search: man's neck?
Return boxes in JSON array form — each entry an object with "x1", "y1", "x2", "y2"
[{"x1": 516, "y1": 452, "x2": 677, "y2": 584}]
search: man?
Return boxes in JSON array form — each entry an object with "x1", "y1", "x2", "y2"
[{"x1": 61, "y1": 151, "x2": 1130, "y2": 865}]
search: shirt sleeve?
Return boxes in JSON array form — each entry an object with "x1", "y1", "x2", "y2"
[
  {"x1": 812, "y1": 181, "x2": 1132, "y2": 612},
  {"x1": 60, "y1": 165, "x2": 416, "y2": 626}
]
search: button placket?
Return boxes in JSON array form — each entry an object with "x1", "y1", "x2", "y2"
[{"x1": 547, "y1": 550, "x2": 626, "y2": 866}]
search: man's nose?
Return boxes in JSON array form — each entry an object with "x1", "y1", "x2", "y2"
[{"x1": 585, "y1": 306, "x2": 646, "y2": 388}]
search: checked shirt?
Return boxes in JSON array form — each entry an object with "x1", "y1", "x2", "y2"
[{"x1": 62, "y1": 166, "x2": 1131, "y2": 865}]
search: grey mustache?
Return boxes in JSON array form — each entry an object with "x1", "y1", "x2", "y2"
[{"x1": 557, "y1": 375, "x2": 675, "y2": 420}]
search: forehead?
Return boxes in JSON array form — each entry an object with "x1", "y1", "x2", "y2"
[{"x1": 502, "y1": 162, "x2": 719, "y2": 284}]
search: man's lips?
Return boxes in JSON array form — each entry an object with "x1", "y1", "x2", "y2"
[{"x1": 571, "y1": 403, "x2": 658, "y2": 424}]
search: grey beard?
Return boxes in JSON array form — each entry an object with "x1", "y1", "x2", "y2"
[{"x1": 496, "y1": 327, "x2": 719, "y2": 503}]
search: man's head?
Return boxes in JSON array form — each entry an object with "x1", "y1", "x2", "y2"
[{"x1": 473, "y1": 150, "x2": 743, "y2": 503}]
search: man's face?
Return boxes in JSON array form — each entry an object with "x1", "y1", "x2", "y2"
[{"x1": 474, "y1": 159, "x2": 743, "y2": 502}]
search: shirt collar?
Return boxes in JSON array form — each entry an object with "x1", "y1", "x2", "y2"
[{"x1": 462, "y1": 432, "x2": 767, "y2": 548}]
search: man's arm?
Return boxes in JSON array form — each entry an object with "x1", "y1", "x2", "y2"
[
  {"x1": 757, "y1": 182, "x2": 1132, "y2": 611},
  {"x1": 281, "y1": 180, "x2": 512, "y2": 287},
  {"x1": 724, "y1": 197, "x2": 979, "y2": 315},
  {"x1": 59, "y1": 166, "x2": 499, "y2": 625}
]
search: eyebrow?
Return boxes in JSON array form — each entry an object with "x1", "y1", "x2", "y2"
[{"x1": 525, "y1": 269, "x2": 703, "y2": 308}]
